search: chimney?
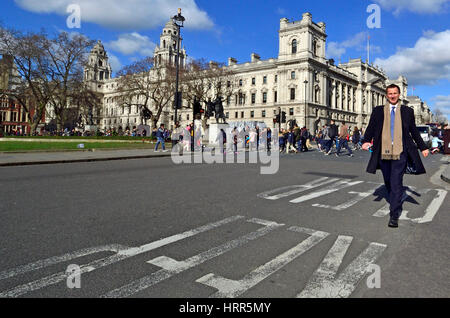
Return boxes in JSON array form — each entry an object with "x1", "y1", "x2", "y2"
[
  {"x1": 251, "y1": 53, "x2": 260, "y2": 63},
  {"x1": 228, "y1": 57, "x2": 237, "y2": 66}
]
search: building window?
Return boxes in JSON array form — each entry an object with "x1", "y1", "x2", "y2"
[
  {"x1": 289, "y1": 108, "x2": 294, "y2": 116},
  {"x1": 275, "y1": 75, "x2": 278, "y2": 83},
  {"x1": 226, "y1": 112, "x2": 229, "y2": 118},
  {"x1": 262, "y1": 110, "x2": 266, "y2": 118},
  {"x1": 251, "y1": 93, "x2": 256, "y2": 104},
  {"x1": 239, "y1": 93, "x2": 245, "y2": 105},
  {"x1": 291, "y1": 71, "x2": 296, "y2": 80},
  {"x1": 241, "y1": 111, "x2": 244, "y2": 118},
  {"x1": 292, "y1": 39, "x2": 297, "y2": 54},
  {"x1": 235, "y1": 112, "x2": 238, "y2": 118},
  {"x1": 239, "y1": 79, "x2": 243, "y2": 86},
  {"x1": 187, "y1": 114, "x2": 190, "y2": 121},
  {"x1": 263, "y1": 76, "x2": 267, "y2": 84},
  {"x1": 274, "y1": 91, "x2": 278, "y2": 103},
  {"x1": 313, "y1": 39, "x2": 318, "y2": 56},
  {"x1": 290, "y1": 88, "x2": 296, "y2": 100},
  {"x1": 262, "y1": 92, "x2": 267, "y2": 104},
  {"x1": 250, "y1": 111, "x2": 254, "y2": 118},
  {"x1": 252, "y1": 77, "x2": 256, "y2": 85}
]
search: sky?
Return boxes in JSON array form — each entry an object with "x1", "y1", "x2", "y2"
[{"x1": 1, "y1": 0, "x2": 449, "y2": 120}]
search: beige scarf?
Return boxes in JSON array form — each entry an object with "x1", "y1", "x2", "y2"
[{"x1": 381, "y1": 102, "x2": 403, "y2": 160}]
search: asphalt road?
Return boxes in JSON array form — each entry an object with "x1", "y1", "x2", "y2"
[{"x1": 0, "y1": 149, "x2": 448, "y2": 299}]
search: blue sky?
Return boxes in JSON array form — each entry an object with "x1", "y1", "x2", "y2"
[{"x1": 1, "y1": 0, "x2": 449, "y2": 119}]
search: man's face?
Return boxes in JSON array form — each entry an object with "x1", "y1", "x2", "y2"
[{"x1": 387, "y1": 87, "x2": 400, "y2": 105}]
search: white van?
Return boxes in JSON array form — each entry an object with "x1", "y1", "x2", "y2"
[{"x1": 416, "y1": 125, "x2": 431, "y2": 147}]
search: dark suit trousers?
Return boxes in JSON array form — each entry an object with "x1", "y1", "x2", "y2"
[{"x1": 379, "y1": 151, "x2": 407, "y2": 219}]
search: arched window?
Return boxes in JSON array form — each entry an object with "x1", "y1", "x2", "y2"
[
  {"x1": 292, "y1": 39, "x2": 297, "y2": 54},
  {"x1": 313, "y1": 39, "x2": 318, "y2": 56}
]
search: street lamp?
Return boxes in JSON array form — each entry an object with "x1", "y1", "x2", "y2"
[
  {"x1": 172, "y1": 8, "x2": 185, "y2": 128},
  {"x1": 303, "y1": 80, "x2": 308, "y2": 128}
]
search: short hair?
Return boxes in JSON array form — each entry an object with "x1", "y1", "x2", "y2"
[
  {"x1": 342, "y1": 121, "x2": 346, "y2": 125},
  {"x1": 386, "y1": 84, "x2": 401, "y2": 94}
]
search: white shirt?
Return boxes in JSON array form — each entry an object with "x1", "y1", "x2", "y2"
[{"x1": 390, "y1": 103, "x2": 399, "y2": 113}]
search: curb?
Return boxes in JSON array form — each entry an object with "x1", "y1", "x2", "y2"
[
  {"x1": 0, "y1": 153, "x2": 173, "y2": 167},
  {"x1": 441, "y1": 165, "x2": 450, "y2": 184}
]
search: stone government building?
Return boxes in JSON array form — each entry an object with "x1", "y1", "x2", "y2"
[{"x1": 76, "y1": 12, "x2": 432, "y2": 134}]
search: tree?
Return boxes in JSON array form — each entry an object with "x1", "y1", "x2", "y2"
[
  {"x1": 432, "y1": 108, "x2": 448, "y2": 124},
  {"x1": 46, "y1": 32, "x2": 96, "y2": 131},
  {"x1": 179, "y1": 58, "x2": 236, "y2": 128},
  {"x1": 0, "y1": 27, "x2": 58, "y2": 134},
  {"x1": 0, "y1": 27, "x2": 98, "y2": 134},
  {"x1": 116, "y1": 57, "x2": 176, "y2": 128}
]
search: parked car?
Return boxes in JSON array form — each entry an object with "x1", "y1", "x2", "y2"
[{"x1": 416, "y1": 125, "x2": 432, "y2": 148}]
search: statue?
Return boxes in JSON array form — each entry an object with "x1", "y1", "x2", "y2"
[
  {"x1": 214, "y1": 97, "x2": 227, "y2": 124},
  {"x1": 205, "y1": 96, "x2": 227, "y2": 124}
]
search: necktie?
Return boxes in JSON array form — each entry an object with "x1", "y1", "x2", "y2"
[{"x1": 390, "y1": 107, "x2": 395, "y2": 143}]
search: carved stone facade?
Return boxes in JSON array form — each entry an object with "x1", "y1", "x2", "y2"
[{"x1": 78, "y1": 13, "x2": 432, "y2": 133}]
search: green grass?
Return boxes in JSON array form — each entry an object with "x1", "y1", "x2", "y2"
[
  {"x1": 0, "y1": 140, "x2": 172, "y2": 152},
  {"x1": 3, "y1": 136, "x2": 157, "y2": 141}
]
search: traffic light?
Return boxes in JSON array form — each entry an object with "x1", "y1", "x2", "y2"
[
  {"x1": 273, "y1": 114, "x2": 280, "y2": 124},
  {"x1": 193, "y1": 99, "x2": 203, "y2": 116},
  {"x1": 281, "y1": 111, "x2": 287, "y2": 123},
  {"x1": 174, "y1": 91, "x2": 182, "y2": 109}
]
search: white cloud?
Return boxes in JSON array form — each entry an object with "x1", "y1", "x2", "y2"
[
  {"x1": 14, "y1": 0, "x2": 214, "y2": 30},
  {"x1": 374, "y1": 0, "x2": 450, "y2": 15},
  {"x1": 326, "y1": 32, "x2": 380, "y2": 60},
  {"x1": 276, "y1": 8, "x2": 287, "y2": 15},
  {"x1": 107, "y1": 33, "x2": 156, "y2": 56},
  {"x1": 108, "y1": 53, "x2": 122, "y2": 73},
  {"x1": 374, "y1": 30, "x2": 450, "y2": 86},
  {"x1": 431, "y1": 95, "x2": 450, "y2": 115}
]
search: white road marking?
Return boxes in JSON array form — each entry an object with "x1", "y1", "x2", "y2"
[
  {"x1": 0, "y1": 245, "x2": 126, "y2": 281},
  {"x1": 312, "y1": 182, "x2": 382, "y2": 211},
  {"x1": 196, "y1": 227, "x2": 329, "y2": 298},
  {"x1": 101, "y1": 218, "x2": 284, "y2": 298},
  {"x1": 289, "y1": 179, "x2": 364, "y2": 204},
  {"x1": 412, "y1": 189, "x2": 448, "y2": 224},
  {"x1": 372, "y1": 191, "x2": 411, "y2": 217},
  {"x1": 0, "y1": 216, "x2": 244, "y2": 298},
  {"x1": 372, "y1": 187, "x2": 447, "y2": 224},
  {"x1": 257, "y1": 177, "x2": 339, "y2": 200},
  {"x1": 297, "y1": 236, "x2": 387, "y2": 298}
]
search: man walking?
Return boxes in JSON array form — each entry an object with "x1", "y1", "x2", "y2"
[
  {"x1": 154, "y1": 124, "x2": 168, "y2": 152},
  {"x1": 326, "y1": 120, "x2": 338, "y2": 155},
  {"x1": 335, "y1": 121, "x2": 353, "y2": 157},
  {"x1": 362, "y1": 84, "x2": 429, "y2": 228}
]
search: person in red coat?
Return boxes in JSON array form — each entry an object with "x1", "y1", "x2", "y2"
[{"x1": 362, "y1": 84, "x2": 429, "y2": 228}]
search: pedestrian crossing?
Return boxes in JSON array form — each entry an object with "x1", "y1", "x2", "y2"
[
  {"x1": 0, "y1": 216, "x2": 385, "y2": 298},
  {"x1": 257, "y1": 177, "x2": 447, "y2": 224}
]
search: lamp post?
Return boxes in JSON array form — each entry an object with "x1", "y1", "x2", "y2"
[
  {"x1": 303, "y1": 79, "x2": 308, "y2": 128},
  {"x1": 172, "y1": 8, "x2": 185, "y2": 128}
]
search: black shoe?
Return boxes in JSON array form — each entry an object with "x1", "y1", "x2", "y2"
[{"x1": 388, "y1": 218, "x2": 399, "y2": 228}]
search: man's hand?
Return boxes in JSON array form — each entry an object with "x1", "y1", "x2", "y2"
[
  {"x1": 362, "y1": 143, "x2": 372, "y2": 151},
  {"x1": 422, "y1": 149, "x2": 429, "y2": 158}
]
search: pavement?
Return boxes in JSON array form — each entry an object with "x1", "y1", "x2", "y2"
[
  {"x1": 0, "y1": 148, "x2": 173, "y2": 167},
  {"x1": 1, "y1": 147, "x2": 449, "y2": 184}
]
